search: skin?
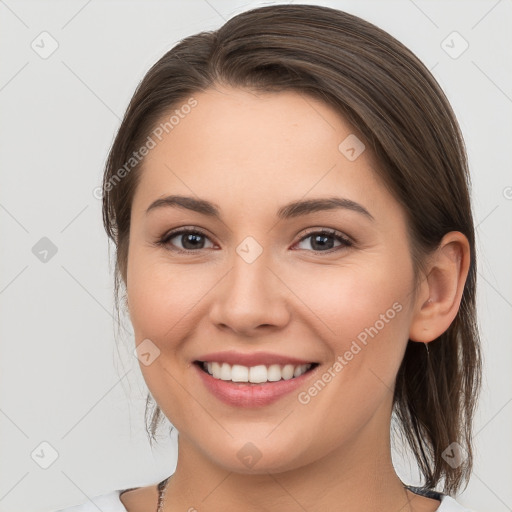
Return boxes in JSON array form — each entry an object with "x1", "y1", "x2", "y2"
[{"x1": 120, "y1": 86, "x2": 470, "y2": 512}]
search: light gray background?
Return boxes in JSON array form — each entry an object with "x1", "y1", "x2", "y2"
[{"x1": 1, "y1": 1, "x2": 511, "y2": 511}]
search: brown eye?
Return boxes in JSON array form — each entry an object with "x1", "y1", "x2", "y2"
[
  {"x1": 294, "y1": 229, "x2": 353, "y2": 253},
  {"x1": 158, "y1": 229, "x2": 215, "y2": 253}
]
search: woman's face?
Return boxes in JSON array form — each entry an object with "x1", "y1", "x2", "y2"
[{"x1": 126, "y1": 86, "x2": 421, "y2": 473}]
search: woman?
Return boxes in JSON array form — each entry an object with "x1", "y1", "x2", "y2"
[{"x1": 55, "y1": 4, "x2": 481, "y2": 511}]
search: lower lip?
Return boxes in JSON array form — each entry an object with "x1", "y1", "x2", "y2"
[{"x1": 194, "y1": 363, "x2": 319, "y2": 408}]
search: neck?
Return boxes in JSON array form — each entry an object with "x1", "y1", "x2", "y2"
[{"x1": 163, "y1": 408, "x2": 415, "y2": 512}]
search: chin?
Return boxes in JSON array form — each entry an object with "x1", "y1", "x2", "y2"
[{"x1": 201, "y1": 436, "x2": 314, "y2": 475}]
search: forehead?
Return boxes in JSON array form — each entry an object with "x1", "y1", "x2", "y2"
[
  {"x1": 131, "y1": 86, "x2": 397, "y2": 223},
  {"x1": 151, "y1": 86, "x2": 350, "y2": 165}
]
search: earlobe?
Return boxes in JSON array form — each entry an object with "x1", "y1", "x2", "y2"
[{"x1": 409, "y1": 232, "x2": 470, "y2": 343}]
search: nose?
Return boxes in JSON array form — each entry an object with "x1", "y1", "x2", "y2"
[{"x1": 208, "y1": 243, "x2": 291, "y2": 337}]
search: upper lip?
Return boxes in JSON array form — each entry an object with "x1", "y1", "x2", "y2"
[{"x1": 195, "y1": 350, "x2": 317, "y2": 367}]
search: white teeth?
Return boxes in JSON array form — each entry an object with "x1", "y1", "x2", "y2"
[
  {"x1": 201, "y1": 361, "x2": 313, "y2": 383},
  {"x1": 294, "y1": 365, "x2": 304, "y2": 378},
  {"x1": 211, "y1": 362, "x2": 221, "y2": 377},
  {"x1": 249, "y1": 365, "x2": 267, "y2": 383},
  {"x1": 267, "y1": 364, "x2": 282, "y2": 382},
  {"x1": 220, "y1": 362, "x2": 231, "y2": 381},
  {"x1": 281, "y1": 364, "x2": 295, "y2": 380},
  {"x1": 231, "y1": 364, "x2": 249, "y2": 382}
]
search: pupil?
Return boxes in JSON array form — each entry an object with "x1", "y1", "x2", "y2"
[
  {"x1": 183, "y1": 233, "x2": 203, "y2": 250},
  {"x1": 312, "y1": 234, "x2": 333, "y2": 250}
]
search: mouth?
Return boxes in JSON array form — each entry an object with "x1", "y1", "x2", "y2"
[
  {"x1": 194, "y1": 360, "x2": 319, "y2": 384},
  {"x1": 193, "y1": 359, "x2": 320, "y2": 407}
]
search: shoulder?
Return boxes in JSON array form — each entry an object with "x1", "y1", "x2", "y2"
[
  {"x1": 51, "y1": 483, "x2": 160, "y2": 512},
  {"x1": 52, "y1": 490, "x2": 127, "y2": 512},
  {"x1": 406, "y1": 485, "x2": 478, "y2": 512},
  {"x1": 438, "y1": 495, "x2": 480, "y2": 512}
]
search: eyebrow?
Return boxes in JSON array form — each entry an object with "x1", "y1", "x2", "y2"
[{"x1": 145, "y1": 195, "x2": 374, "y2": 221}]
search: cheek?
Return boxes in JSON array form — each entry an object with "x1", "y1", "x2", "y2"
[
  {"x1": 292, "y1": 258, "x2": 412, "y2": 337},
  {"x1": 125, "y1": 250, "x2": 206, "y2": 425},
  {"x1": 126, "y1": 249, "x2": 236, "y2": 418},
  {"x1": 288, "y1": 260, "x2": 412, "y2": 444},
  {"x1": 127, "y1": 247, "x2": 205, "y2": 342},
  {"x1": 288, "y1": 254, "x2": 414, "y2": 394}
]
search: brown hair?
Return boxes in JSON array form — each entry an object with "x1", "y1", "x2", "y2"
[{"x1": 102, "y1": 4, "x2": 482, "y2": 496}]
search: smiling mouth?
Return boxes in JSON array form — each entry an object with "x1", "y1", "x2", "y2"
[{"x1": 194, "y1": 360, "x2": 319, "y2": 384}]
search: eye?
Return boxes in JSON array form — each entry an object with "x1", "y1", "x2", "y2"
[
  {"x1": 156, "y1": 228, "x2": 215, "y2": 253},
  {"x1": 155, "y1": 227, "x2": 353, "y2": 254},
  {"x1": 293, "y1": 229, "x2": 353, "y2": 253}
]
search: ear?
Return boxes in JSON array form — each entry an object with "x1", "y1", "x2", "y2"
[{"x1": 409, "y1": 231, "x2": 471, "y2": 343}]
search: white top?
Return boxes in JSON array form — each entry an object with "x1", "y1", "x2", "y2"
[{"x1": 53, "y1": 487, "x2": 478, "y2": 512}]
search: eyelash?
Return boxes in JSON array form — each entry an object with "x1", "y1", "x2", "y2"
[{"x1": 155, "y1": 227, "x2": 354, "y2": 255}]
